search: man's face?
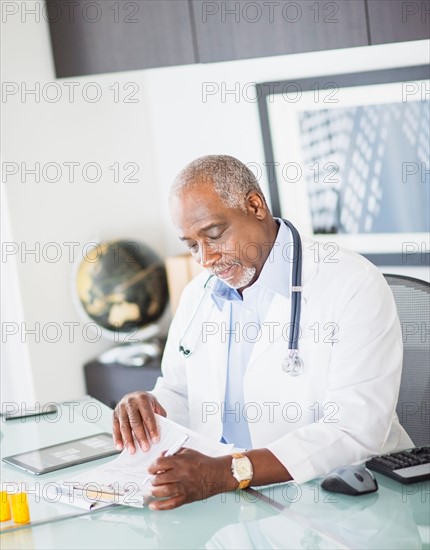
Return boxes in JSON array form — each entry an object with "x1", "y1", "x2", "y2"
[{"x1": 170, "y1": 181, "x2": 272, "y2": 291}]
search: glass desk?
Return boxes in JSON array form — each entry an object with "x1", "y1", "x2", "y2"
[{"x1": 1, "y1": 399, "x2": 428, "y2": 549}]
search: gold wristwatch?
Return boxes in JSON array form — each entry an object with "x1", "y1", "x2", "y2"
[{"x1": 231, "y1": 453, "x2": 253, "y2": 489}]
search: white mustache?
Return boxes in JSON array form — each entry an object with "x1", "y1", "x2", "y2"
[{"x1": 210, "y1": 261, "x2": 241, "y2": 275}]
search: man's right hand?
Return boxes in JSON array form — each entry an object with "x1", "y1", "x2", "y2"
[{"x1": 112, "y1": 391, "x2": 167, "y2": 454}]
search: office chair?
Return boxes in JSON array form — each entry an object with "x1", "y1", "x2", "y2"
[{"x1": 383, "y1": 274, "x2": 430, "y2": 446}]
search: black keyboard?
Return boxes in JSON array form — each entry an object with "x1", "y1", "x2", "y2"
[{"x1": 366, "y1": 445, "x2": 430, "y2": 484}]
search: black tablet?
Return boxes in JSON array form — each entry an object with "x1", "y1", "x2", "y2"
[{"x1": 2, "y1": 433, "x2": 120, "y2": 475}]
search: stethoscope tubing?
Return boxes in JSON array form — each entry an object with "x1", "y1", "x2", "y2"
[{"x1": 283, "y1": 220, "x2": 302, "y2": 352}]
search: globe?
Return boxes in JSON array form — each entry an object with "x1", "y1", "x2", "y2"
[{"x1": 75, "y1": 240, "x2": 168, "y2": 337}]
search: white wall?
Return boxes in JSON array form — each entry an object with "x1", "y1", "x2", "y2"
[
  {"x1": 142, "y1": 40, "x2": 429, "y2": 262},
  {"x1": 1, "y1": 4, "x2": 164, "y2": 403},
  {"x1": 2, "y1": 6, "x2": 428, "y2": 406},
  {"x1": 1, "y1": 192, "x2": 36, "y2": 406}
]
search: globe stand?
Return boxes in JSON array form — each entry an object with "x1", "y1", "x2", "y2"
[{"x1": 97, "y1": 338, "x2": 164, "y2": 367}]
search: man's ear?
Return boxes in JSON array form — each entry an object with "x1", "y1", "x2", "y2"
[{"x1": 245, "y1": 192, "x2": 267, "y2": 219}]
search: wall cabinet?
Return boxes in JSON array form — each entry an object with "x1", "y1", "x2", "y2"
[
  {"x1": 192, "y1": 0, "x2": 368, "y2": 63},
  {"x1": 367, "y1": 0, "x2": 430, "y2": 44},
  {"x1": 48, "y1": 0, "x2": 196, "y2": 77},
  {"x1": 47, "y1": 0, "x2": 430, "y2": 77}
]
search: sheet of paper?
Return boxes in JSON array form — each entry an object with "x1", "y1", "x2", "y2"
[
  {"x1": 59, "y1": 415, "x2": 233, "y2": 508},
  {"x1": 44, "y1": 484, "x2": 113, "y2": 511},
  {"x1": 159, "y1": 415, "x2": 234, "y2": 457}
]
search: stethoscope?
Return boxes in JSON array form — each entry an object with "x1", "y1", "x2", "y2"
[{"x1": 178, "y1": 219, "x2": 304, "y2": 377}]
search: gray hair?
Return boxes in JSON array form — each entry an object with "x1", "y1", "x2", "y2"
[{"x1": 170, "y1": 155, "x2": 266, "y2": 212}]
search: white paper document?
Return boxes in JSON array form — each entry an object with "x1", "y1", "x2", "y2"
[{"x1": 53, "y1": 415, "x2": 233, "y2": 509}]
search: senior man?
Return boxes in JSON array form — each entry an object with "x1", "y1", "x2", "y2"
[{"x1": 113, "y1": 155, "x2": 412, "y2": 510}]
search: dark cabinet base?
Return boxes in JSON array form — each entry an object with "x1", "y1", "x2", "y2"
[{"x1": 84, "y1": 359, "x2": 161, "y2": 409}]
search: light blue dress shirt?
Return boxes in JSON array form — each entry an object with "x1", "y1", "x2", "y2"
[{"x1": 210, "y1": 219, "x2": 292, "y2": 449}]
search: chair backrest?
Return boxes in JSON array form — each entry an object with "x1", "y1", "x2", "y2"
[{"x1": 383, "y1": 274, "x2": 430, "y2": 446}]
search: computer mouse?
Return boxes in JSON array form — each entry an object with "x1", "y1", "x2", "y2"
[{"x1": 321, "y1": 465, "x2": 378, "y2": 496}]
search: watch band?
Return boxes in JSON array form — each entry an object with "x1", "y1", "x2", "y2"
[{"x1": 237, "y1": 479, "x2": 251, "y2": 490}]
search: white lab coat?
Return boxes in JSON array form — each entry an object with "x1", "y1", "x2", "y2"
[{"x1": 152, "y1": 236, "x2": 413, "y2": 483}]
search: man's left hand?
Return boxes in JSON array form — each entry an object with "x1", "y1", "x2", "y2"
[{"x1": 147, "y1": 448, "x2": 234, "y2": 510}]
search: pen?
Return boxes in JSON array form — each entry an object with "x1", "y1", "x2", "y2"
[
  {"x1": 142, "y1": 433, "x2": 189, "y2": 487},
  {"x1": 164, "y1": 434, "x2": 189, "y2": 457},
  {"x1": 70, "y1": 483, "x2": 125, "y2": 497}
]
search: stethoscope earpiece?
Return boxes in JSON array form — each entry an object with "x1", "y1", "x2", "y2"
[{"x1": 179, "y1": 346, "x2": 191, "y2": 357}]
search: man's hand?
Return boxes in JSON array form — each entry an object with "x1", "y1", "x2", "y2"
[
  {"x1": 147, "y1": 449, "x2": 235, "y2": 511},
  {"x1": 113, "y1": 391, "x2": 167, "y2": 453},
  {"x1": 147, "y1": 448, "x2": 293, "y2": 510}
]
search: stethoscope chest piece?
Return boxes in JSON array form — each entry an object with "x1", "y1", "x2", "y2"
[{"x1": 282, "y1": 351, "x2": 304, "y2": 377}]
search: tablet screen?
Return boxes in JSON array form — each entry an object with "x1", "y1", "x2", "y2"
[{"x1": 2, "y1": 433, "x2": 120, "y2": 474}]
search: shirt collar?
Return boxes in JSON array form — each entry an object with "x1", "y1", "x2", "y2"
[
  {"x1": 253, "y1": 218, "x2": 291, "y2": 298},
  {"x1": 211, "y1": 278, "x2": 241, "y2": 308},
  {"x1": 210, "y1": 218, "x2": 292, "y2": 309}
]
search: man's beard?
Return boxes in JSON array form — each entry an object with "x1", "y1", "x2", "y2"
[{"x1": 211, "y1": 262, "x2": 256, "y2": 290}]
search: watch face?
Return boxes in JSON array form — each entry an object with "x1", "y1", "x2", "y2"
[{"x1": 234, "y1": 457, "x2": 252, "y2": 480}]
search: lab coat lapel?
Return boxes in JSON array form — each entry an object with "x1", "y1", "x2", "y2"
[
  {"x1": 247, "y1": 293, "x2": 290, "y2": 365},
  {"x1": 248, "y1": 239, "x2": 320, "y2": 366}
]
